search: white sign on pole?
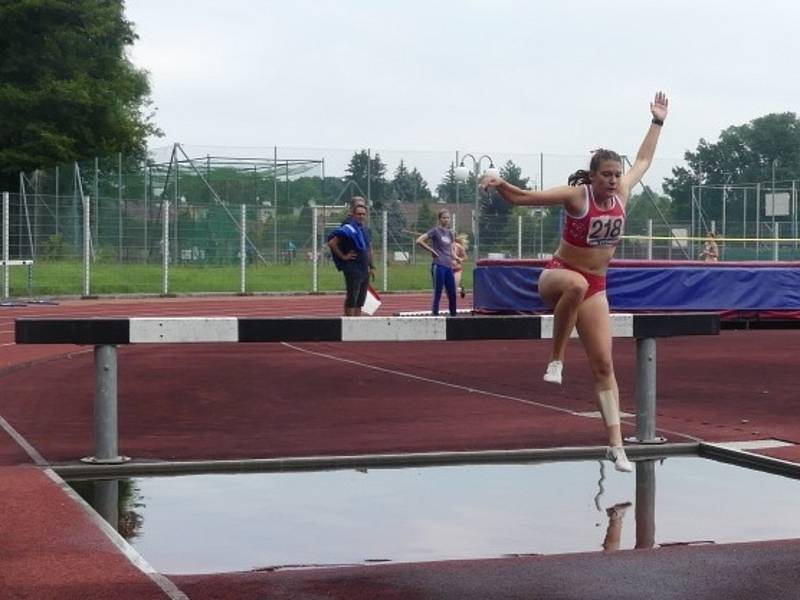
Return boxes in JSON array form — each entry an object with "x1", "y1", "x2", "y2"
[
  {"x1": 765, "y1": 193, "x2": 790, "y2": 217},
  {"x1": 671, "y1": 227, "x2": 689, "y2": 249}
]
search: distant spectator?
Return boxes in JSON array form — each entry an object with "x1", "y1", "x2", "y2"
[
  {"x1": 699, "y1": 232, "x2": 719, "y2": 262},
  {"x1": 452, "y1": 232, "x2": 469, "y2": 299},
  {"x1": 286, "y1": 240, "x2": 297, "y2": 264}
]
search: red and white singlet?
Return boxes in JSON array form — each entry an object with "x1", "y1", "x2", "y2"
[{"x1": 561, "y1": 185, "x2": 626, "y2": 248}]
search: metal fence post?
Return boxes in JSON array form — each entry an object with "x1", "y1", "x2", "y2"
[
  {"x1": 118, "y1": 152, "x2": 123, "y2": 261},
  {"x1": 83, "y1": 195, "x2": 91, "y2": 297},
  {"x1": 774, "y1": 222, "x2": 780, "y2": 261},
  {"x1": 312, "y1": 206, "x2": 319, "y2": 292},
  {"x1": 382, "y1": 209, "x2": 388, "y2": 292},
  {"x1": 2, "y1": 192, "x2": 8, "y2": 298},
  {"x1": 143, "y1": 166, "x2": 149, "y2": 263},
  {"x1": 162, "y1": 199, "x2": 170, "y2": 295},
  {"x1": 240, "y1": 204, "x2": 246, "y2": 294}
]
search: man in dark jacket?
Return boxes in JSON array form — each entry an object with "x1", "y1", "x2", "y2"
[{"x1": 327, "y1": 197, "x2": 375, "y2": 316}]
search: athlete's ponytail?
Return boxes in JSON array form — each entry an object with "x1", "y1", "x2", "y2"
[
  {"x1": 568, "y1": 148, "x2": 623, "y2": 186},
  {"x1": 568, "y1": 170, "x2": 591, "y2": 186}
]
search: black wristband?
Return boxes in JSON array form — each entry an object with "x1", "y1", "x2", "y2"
[{"x1": 652, "y1": 117, "x2": 664, "y2": 126}]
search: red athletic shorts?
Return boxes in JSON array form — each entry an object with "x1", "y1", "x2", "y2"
[{"x1": 543, "y1": 256, "x2": 607, "y2": 299}]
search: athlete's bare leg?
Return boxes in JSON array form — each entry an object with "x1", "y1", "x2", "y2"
[
  {"x1": 454, "y1": 269, "x2": 465, "y2": 297},
  {"x1": 538, "y1": 268, "x2": 588, "y2": 363},
  {"x1": 576, "y1": 293, "x2": 632, "y2": 472}
]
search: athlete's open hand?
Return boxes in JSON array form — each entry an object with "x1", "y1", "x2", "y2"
[{"x1": 651, "y1": 91, "x2": 669, "y2": 122}]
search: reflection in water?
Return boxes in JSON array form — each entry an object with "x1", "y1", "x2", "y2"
[
  {"x1": 66, "y1": 457, "x2": 800, "y2": 574},
  {"x1": 635, "y1": 459, "x2": 657, "y2": 549},
  {"x1": 602, "y1": 502, "x2": 632, "y2": 551},
  {"x1": 93, "y1": 479, "x2": 119, "y2": 530},
  {"x1": 594, "y1": 458, "x2": 657, "y2": 551},
  {"x1": 594, "y1": 461, "x2": 606, "y2": 511},
  {"x1": 73, "y1": 479, "x2": 144, "y2": 540},
  {"x1": 593, "y1": 459, "x2": 634, "y2": 552}
]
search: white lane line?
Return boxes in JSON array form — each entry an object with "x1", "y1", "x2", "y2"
[
  {"x1": 0, "y1": 414, "x2": 48, "y2": 466},
  {"x1": 281, "y1": 342, "x2": 701, "y2": 442},
  {"x1": 717, "y1": 439, "x2": 795, "y2": 450},
  {"x1": 283, "y1": 342, "x2": 578, "y2": 416},
  {"x1": 43, "y1": 469, "x2": 191, "y2": 600},
  {"x1": 4, "y1": 303, "x2": 431, "y2": 320}
]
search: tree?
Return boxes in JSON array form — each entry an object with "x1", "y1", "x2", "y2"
[
  {"x1": 663, "y1": 113, "x2": 800, "y2": 221},
  {"x1": 436, "y1": 163, "x2": 459, "y2": 202},
  {"x1": 625, "y1": 186, "x2": 673, "y2": 233},
  {"x1": 0, "y1": 0, "x2": 160, "y2": 190},
  {"x1": 385, "y1": 198, "x2": 407, "y2": 245},
  {"x1": 391, "y1": 160, "x2": 415, "y2": 202},
  {"x1": 409, "y1": 167, "x2": 432, "y2": 201},
  {"x1": 345, "y1": 149, "x2": 388, "y2": 210},
  {"x1": 392, "y1": 161, "x2": 431, "y2": 203},
  {"x1": 417, "y1": 201, "x2": 435, "y2": 230},
  {"x1": 480, "y1": 160, "x2": 528, "y2": 251}
]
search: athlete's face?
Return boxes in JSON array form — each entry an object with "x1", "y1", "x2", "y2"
[
  {"x1": 590, "y1": 160, "x2": 623, "y2": 200},
  {"x1": 438, "y1": 212, "x2": 451, "y2": 227}
]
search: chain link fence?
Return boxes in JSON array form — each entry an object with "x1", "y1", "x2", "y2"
[{"x1": 3, "y1": 146, "x2": 799, "y2": 299}]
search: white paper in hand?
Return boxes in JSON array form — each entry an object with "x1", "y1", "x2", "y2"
[{"x1": 362, "y1": 285, "x2": 382, "y2": 315}]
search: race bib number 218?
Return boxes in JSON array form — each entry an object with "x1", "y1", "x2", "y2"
[{"x1": 587, "y1": 216, "x2": 623, "y2": 247}]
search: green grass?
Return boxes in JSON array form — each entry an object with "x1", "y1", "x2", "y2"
[{"x1": 4, "y1": 259, "x2": 474, "y2": 297}]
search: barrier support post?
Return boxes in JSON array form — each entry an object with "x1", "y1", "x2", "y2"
[
  {"x1": 82, "y1": 344, "x2": 128, "y2": 464},
  {"x1": 626, "y1": 337, "x2": 666, "y2": 444}
]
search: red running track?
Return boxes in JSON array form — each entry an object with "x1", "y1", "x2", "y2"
[{"x1": 2, "y1": 294, "x2": 800, "y2": 599}]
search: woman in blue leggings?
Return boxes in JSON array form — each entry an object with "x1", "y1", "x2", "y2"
[{"x1": 416, "y1": 209, "x2": 457, "y2": 316}]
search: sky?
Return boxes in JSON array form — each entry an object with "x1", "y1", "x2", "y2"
[{"x1": 124, "y1": 0, "x2": 800, "y2": 191}]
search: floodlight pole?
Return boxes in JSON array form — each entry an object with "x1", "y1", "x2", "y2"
[{"x1": 455, "y1": 153, "x2": 496, "y2": 261}]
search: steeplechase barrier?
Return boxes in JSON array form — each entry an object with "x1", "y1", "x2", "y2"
[{"x1": 15, "y1": 313, "x2": 720, "y2": 464}]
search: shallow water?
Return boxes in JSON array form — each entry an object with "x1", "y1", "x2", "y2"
[{"x1": 71, "y1": 456, "x2": 800, "y2": 574}]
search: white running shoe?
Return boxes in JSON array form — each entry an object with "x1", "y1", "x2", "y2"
[
  {"x1": 606, "y1": 446, "x2": 633, "y2": 473},
  {"x1": 543, "y1": 360, "x2": 563, "y2": 384}
]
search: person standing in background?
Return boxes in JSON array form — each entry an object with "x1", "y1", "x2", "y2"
[
  {"x1": 327, "y1": 197, "x2": 375, "y2": 316},
  {"x1": 452, "y1": 232, "x2": 469, "y2": 299},
  {"x1": 699, "y1": 231, "x2": 719, "y2": 262},
  {"x1": 416, "y1": 209, "x2": 458, "y2": 316}
]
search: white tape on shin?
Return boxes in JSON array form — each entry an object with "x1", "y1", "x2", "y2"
[{"x1": 597, "y1": 389, "x2": 620, "y2": 427}]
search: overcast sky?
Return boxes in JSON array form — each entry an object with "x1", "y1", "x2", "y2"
[{"x1": 125, "y1": 0, "x2": 800, "y2": 190}]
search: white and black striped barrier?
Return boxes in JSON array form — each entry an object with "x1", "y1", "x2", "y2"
[{"x1": 15, "y1": 313, "x2": 720, "y2": 463}]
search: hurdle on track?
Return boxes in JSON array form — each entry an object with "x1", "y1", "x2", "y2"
[
  {"x1": 1, "y1": 259, "x2": 34, "y2": 299},
  {"x1": 15, "y1": 313, "x2": 720, "y2": 464}
]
